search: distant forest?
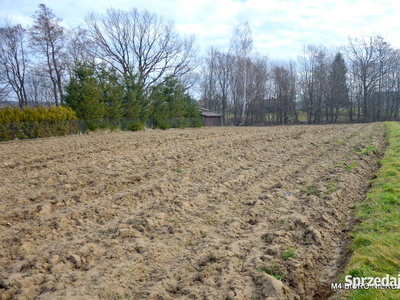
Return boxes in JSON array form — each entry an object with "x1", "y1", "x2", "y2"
[{"x1": 1, "y1": 4, "x2": 399, "y2": 125}]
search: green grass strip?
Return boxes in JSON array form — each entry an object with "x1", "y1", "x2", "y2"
[{"x1": 345, "y1": 122, "x2": 400, "y2": 299}]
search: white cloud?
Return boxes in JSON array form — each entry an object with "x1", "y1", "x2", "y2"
[{"x1": 1, "y1": 0, "x2": 400, "y2": 59}]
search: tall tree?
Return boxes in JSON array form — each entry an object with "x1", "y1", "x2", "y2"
[
  {"x1": 272, "y1": 61, "x2": 297, "y2": 124},
  {"x1": 298, "y1": 45, "x2": 330, "y2": 124},
  {"x1": 64, "y1": 63, "x2": 105, "y2": 119},
  {"x1": 327, "y1": 52, "x2": 349, "y2": 122},
  {"x1": 244, "y1": 55, "x2": 269, "y2": 124},
  {"x1": 0, "y1": 22, "x2": 28, "y2": 108},
  {"x1": 200, "y1": 48, "x2": 233, "y2": 124},
  {"x1": 85, "y1": 8, "x2": 197, "y2": 91},
  {"x1": 96, "y1": 65, "x2": 124, "y2": 119},
  {"x1": 25, "y1": 70, "x2": 53, "y2": 106},
  {"x1": 201, "y1": 47, "x2": 222, "y2": 113},
  {"x1": 230, "y1": 21, "x2": 254, "y2": 124},
  {"x1": 346, "y1": 36, "x2": 400, "y2": 121},
  {"x1": 150, "y1": 76, "x2": 200, "y2": 129},
  {"x1": 30, "y1": 4, "x2": 66, "y2": 106},
  {"x1": 0, "y1": 70, "x2": 9, "y2": 103},
  {"x1": 347, "y1": 36, "x2": 380, "y2": 121},
  {"x1": 215, "y1": 50, "x2": 232, "y2": 124},
  {"x1": 66, "y1": 26, "x2": 96, "y2": 75}
]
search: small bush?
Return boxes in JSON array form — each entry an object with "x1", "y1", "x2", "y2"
[
  {"x1": 127, "y1": 121, "x2": 144, "y2": 131},
  {"x1": 152, "y1": 119, "x2": 170, "y2": 130},
  {"x1": 86, "y1": 120, "x2": 100, "y2": 131},
  {"x1": 191, "y1": 118, "x2": 204, "y2": 128}
]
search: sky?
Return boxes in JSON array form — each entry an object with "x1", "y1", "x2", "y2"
[{"x1": 1, "y1": 0, "x2": 400, "y2": 60}]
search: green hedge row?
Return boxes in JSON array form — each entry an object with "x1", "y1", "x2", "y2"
[
  {"x1": 0, "y1": 106, "x2": 77, "y2": 124},
  {"x1": 0, "y1": 107, "x2": 204, "y2": 141},
  {"x1": 0, "y1": 120, "x2": 81, "y2": 141},
  {"x1": 0, "y1": 106, "x2": 78, "y2": 141}
]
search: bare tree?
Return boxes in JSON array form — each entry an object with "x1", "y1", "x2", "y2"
[
  {"x1": 230, "y1": 21, "x2": 254, "y2": 124},
  {"x1": 0, "y1": 22, "x2": 28, "y2": 108},
  {"x1": 298, "y1": 45, "x2": 330, "y2": 123},
  {"x1": 0, "y1": 67, "x2": 11, "y2": 104},
  {"x1": 347, "y1": 35, "x2": 399, "y2": 121},
  {"x1": 200, "y1": 48, "x2": 233, "y2": 124},
  {"x1": 272, "y1": 61, "x2": 297, "y2": 124},
  {"x1": 66, "y1": 26, "x2": 96, "y2": 75},
  {"x1": 25, "y1": 70, "x2": 54, "y2": 106},
  {"x1": 215, "y1": 51, "x2": 233, "y2": 124},
  {"x1": 373, "y1": 37, "x2": 398, "y2": 121},
  {"x1": 30, "y1": 4, "x2": 67, "y2": 106},
  {"x1": 347, "y1": 62, "x2": 361, "y2": 121},
  {"x1": 244, "y1": 55, "x2": 269, "y2": 124},
  {"x1": 0, "y1": 47, "x2": 9, "y2": 103},
  {"x1": 201, "y1": 23, "x2": 269, "y2": 125},
  {"x1": 85, "y1": 8, "x2": 197, "y2": 90},
  {"x1": 382, "y1": 50, "x2": 400, "y2": 120},
  {"x1": 201, "y1": 47, "x2": 219, "y2": 112},
  {"x1": 347, "y1": 36, "x2": 381, "y2": 121}
]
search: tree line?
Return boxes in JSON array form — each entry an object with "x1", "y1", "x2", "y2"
[
  {"x1": 1, "y1": 4, "x2": 400, "y2": 125},
  {"x1": 0, "y1": 4, "x2": 200, "y2": 128},
  {"x1": 201, "y1": 25, "x2": 400, "y2": 124}
]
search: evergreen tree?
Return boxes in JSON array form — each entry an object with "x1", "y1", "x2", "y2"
[
  {"x1": 328, "y1": 52, "x2": 349, "y2": 122},
  {"x1": 122, "y1": 75, "x2": 148, "y2": 121},
  {"x1": 150, "y1": 76, "x2": 201, "y2": 129},
  {"x1": 97, "y1": 65, "x2": 123, "y2": 119},
  {"x1": 64, "y1": 63, "x2": 105, "y2": 120}
]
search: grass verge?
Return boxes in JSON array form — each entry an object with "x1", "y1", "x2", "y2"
[{"x1": 344, "y1": 122, "x2": 400, "y2": 299}]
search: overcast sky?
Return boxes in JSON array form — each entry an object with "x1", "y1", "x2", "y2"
[{"x1": 1, "y1": 0, "x2": 400, "y2": 60}]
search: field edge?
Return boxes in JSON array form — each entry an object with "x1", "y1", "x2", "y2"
[{"x1": 343, "y1": 122, "x2": 400, "y2": 299}]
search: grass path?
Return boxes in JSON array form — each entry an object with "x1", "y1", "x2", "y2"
[{"x1": 345, "y1": 122, "x2": 400, "y2": 299}]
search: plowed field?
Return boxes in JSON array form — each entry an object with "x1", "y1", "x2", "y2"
[{"x1": 0, "y1": 124, "x2": 385, "y2": 299}]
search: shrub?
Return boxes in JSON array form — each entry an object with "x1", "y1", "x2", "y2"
[
  {"x1": 0, "y1": 106, "x2": 78, "y2": 141},
  {"x1": 0, "y1": 106, "x2": 77, "y2": 124},
  {"x1": 152, "y1": 118, "x2": 170, "y2": 130},
  {"x1": 127, "y1": 121, "x2": 145, "y2": 131},
  {"x1": 191, "y1": 118, "x2": 204, "y2": 128}
]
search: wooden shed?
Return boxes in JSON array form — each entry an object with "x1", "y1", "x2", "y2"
[{"x1": 201, "y1": 111, "x2": 223, "y2": 126}]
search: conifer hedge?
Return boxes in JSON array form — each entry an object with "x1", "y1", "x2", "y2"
[{"x1": 0, "y1": 106, "x2": 78, "y2": 141}]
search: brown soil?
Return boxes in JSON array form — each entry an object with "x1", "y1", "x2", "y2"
[{"x1": 0, "y1": 124, "x2": 385, "y2": 300}]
